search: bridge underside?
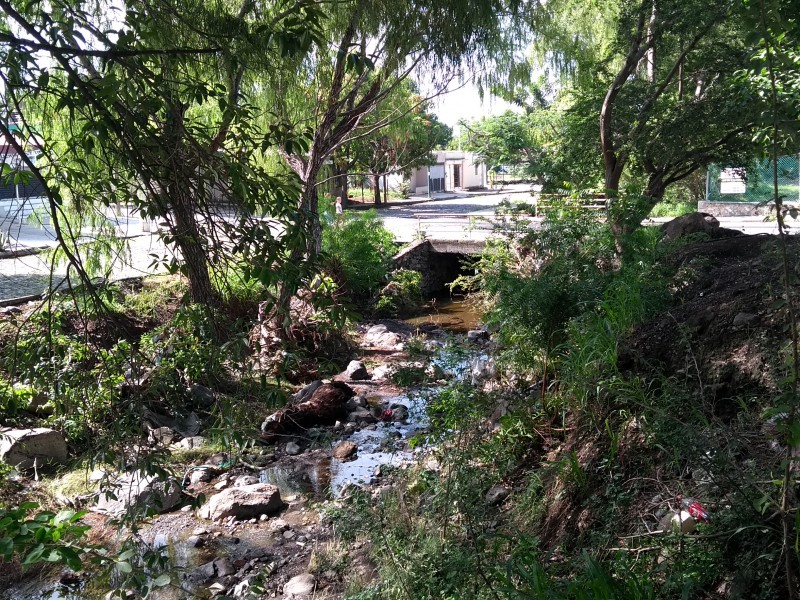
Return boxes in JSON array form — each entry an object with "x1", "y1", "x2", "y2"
[{"x1": 392, "y1": 239, "x2": 483, "y2": 295}]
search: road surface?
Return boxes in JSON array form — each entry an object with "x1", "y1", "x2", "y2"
[{"x1": 0, "y1": 189, "x2": 791, "y2": 303}]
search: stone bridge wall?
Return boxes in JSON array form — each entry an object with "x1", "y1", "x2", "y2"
[{"x1": 392, "y1": 239, "x2": 481, "y2": 295}]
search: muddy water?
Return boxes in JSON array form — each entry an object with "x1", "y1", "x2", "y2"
[
  {"x1": 404, "y1": 295, "x2": 480, "y2": 333},
  {"x1": 259, "y1": 393, "x2": 428, "y2": 498}
]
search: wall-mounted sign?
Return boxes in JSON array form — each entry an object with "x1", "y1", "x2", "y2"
[{"x1": 720, "y1": 168, "x2": 746, "y2": 194}]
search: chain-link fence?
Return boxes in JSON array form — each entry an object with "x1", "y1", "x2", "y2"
[{"x1": 706, "y1": 156, "x2": 800, "y2": 203}]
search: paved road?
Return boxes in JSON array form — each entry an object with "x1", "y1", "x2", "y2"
[{"x1": 0, "y1": 189, "x2": 792, "y2": 303}]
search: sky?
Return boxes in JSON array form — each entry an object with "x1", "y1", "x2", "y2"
[{"x1": 429, "y1": 80, "x2": 517, "y2": 130}]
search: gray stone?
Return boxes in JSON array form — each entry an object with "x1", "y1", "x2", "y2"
[
  {"x1": 345, "y1": 360, "x2": 370, "y2": 380},
  {"x1": 332, "y1": 441, "x2": 358, "y2": 459},
  {"x1": 733, "y1": 312, "x2": 758, "y2": 326},
  {"x1": 189, "y1": 384, "x2": 216, "y2": 408},
  {"x1": 347, "y1": 407, "x2": 376, "y2": 423},
  {"x1": 285, "y1": 442, "x2": 302, "y2": 456},
  {"x1": 0, "y1": 427, "x2": 68, "y2": 470},
  {"x1": 148, "y1": 426, "x2": 175, "y2": 446},
  {"x1": 177, "y1": 436, "x2": 206, "y2": 449},
  {"x1": 389, "y1": 404, "x2": 409, "y2": 422},
  {"x1": 94, "y1": 471, "x2": 182, "y2": 516},
  {"x1": 485, "y1": 485, "x2": 511, "y2": 506},
  {"x1": 471, "y1": 356, "x2": 497, "y2": 384},
  {"x1": 190, "y1": 467, "x2": 216, "y2": 485},
  {"x1": 233, "y1": 475, "x2": 260, "y2": 487},
  {"x1": 198, "y1": 483, "x2": 284, "y2": 521},
  {"x1": 283, "y1": 573, "x2": 316, "y2": 597},
  {"x1": 346, "y1": 395, "x2": 367, "y2": 410},
  {"x1": 425, "y1": 363, "x2": 446, "y2": 380},
  {"x1": 467, "y1": 329, "x2": 489, "y2": 342},
  {"x1": 371, "y1": 365, "x2": 393, "y2": 380},
  {"x1": 363, "y1": 324, "x2": 401, "y2": 349},
  {"x1": 208, "y1": 582, "x2": 227, "y2": 596},
  {"x1": 187, "y1": 535, "x2": 205, "y2": 548}
]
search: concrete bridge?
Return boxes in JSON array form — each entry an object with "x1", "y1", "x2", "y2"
[{"x1": 393, "y1": 238, "x2": 485, "y2": 295}]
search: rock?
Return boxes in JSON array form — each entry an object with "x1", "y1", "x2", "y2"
[
  {"x1": 363, "y1": 324, "x2": 401, "y2": 349},
  {"x1": 189, "y1": 384, "x2": 217, "y2": 408},
  {"x1": 471, "y1": 356, "x2": 497, "y2": 384},
  {"x1": 389, "y1": 404, "x2": 409, "y2": 422},
  {"x1": 293, "y1": 380, "x2": 323, "y2": 403},
  {"x1": 187, "y1": 535, "x2": 205, "y2": 548},
  {"x1": 285, "y1": 442, "x2": 302, "y2": 456},
  {"x1": 213, "y1": 479, "x2": 229, "y2": 491},
  {"x1": 660, "y1": 212, "x2": 742, "y2": 243},
  {"x1": 208, "y1": 452, "x2": 230, "y2": 466},
  {"x1": 284, "y1": 573, "x2": 316, "y2": 597},
  {"x1": 190, "y1": 467, "x2": 217, "y2": 485},
  {"x1": 208, "y1": 582, "x2": 227, "y2": 596},
  {"x1": 0, "y1": 427, "x2": 68, "y2": 470},
  {"x1": 268, "y1": 517, "x2": 289, "y2": 531},
  {"x1": 198, "y1": 483, "x2": 284, "y2": 521},
  {"x1": 148, "y1": 426, "x2": 175, "y2": 446},
  {"x1": 94, "y1": 471, "x2": 182, "y2": 516},
  {"x1": 144, "y1": 410, "x2": 201, "y2": 438},
  {"x1": 232, "y1": 577, "x2": 253, "y2": 598},
  {"x1": 233, "y1": 475, "x2": 260, "y2": 487},
  {"x1": 467, "y1": 329, "x2": 489, "y2": 342},
  {"x1": 261, "y1": 382, "x2": 354, "y2": 438},
  {"x1": 332, "y1": 441, "x2": 358, "y2": 459},
  {"x1": 177, "y1": 436, "x2": 206, "y2": 449},
  {"x1": 346, "y1": 395, "x2": 367, "y2": 410},
  {"x1": 347, "y1": 407, "x2": 376, "y2": 423},
  {"x1": 344, "y1": 360, "x2": 370, "y2": 380},
  {"x1": 485, "y1": 485, "x2": 511, "y2": 506},
  {"x1": 733, "y1": 312, "x2": 758, "y2": 326},
  {"x1": 371, "y1": 365, "x2": 393, "y2": 380}
]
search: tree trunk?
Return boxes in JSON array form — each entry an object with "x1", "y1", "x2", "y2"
[
  {"x1": 373, "y1": 174, "x2": 382, "y2": 206},
  {"x1": 301, "y1": 176, "x2": 322, "y2": 257},
  {"x1": 332, "y1": 160, "x2": 349, "y2": 207}
]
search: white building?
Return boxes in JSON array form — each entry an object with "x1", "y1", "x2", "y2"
[{"x1": 409, "y1": 151, "x2": 487, "y2": 195}]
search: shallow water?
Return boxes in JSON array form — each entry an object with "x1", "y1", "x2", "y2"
[{"x1": 404, "y1": 295, "x2": 480, "y2": 333}]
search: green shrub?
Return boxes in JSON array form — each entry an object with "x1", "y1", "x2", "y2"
[
  {"x1": 374, "y1": 269, "x2": 423, "y2": 316},
  {"x1": 322, "y1": 209, "x2": 396, "y2": 301}
]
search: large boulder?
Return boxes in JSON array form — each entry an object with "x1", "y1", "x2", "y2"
[
  {"x1": 0, "y1": 427, "x2": 68, "y2": 470},
  {"x1": 198, "y1": 483, "x2": 284, "y2": 521},
  {"x1": 660, "y1": 212, "x2": 743, "y2": 243},
  {"x1": 363, "y1": 324, "x2": 402, "y2": 349},
  {"x1": 94, "y1": 471, "x2": 182, "y2": 516},
  {"x1": 261, "y1": 382, "x2": 354, "y2": 438}
]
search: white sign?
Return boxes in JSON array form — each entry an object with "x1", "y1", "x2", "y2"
[{"x1": 720, "y1": 168, "x2": 746, "y2": 194}]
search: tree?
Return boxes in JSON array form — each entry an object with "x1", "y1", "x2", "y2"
[
  {"x1": 506, "y1": 0, "x2": 774, "y2": 250},
  {"x1": 275, "y1": 0, "x2": 532, "y2": 255},
  {"x1": 341, "y1": 83, "x2": 452, "y2": 205},
  {"x1": 0, "y1": 0, "x2": 323, "y2": 307}
]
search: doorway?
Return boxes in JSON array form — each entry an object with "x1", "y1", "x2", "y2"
[{"x1": 453, "y1": 164, "x2": 461, "y2": 188}]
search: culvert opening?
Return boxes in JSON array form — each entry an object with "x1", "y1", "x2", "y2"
[{"x1": 425, "y1": 251, "x2": 475, "y2": 295}]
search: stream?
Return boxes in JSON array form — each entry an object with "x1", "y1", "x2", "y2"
[{"x1": 3, "y1": 297, "x2": 484, "y2": 600}]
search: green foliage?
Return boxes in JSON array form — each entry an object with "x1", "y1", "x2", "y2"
[
  {"x1": 475, "y1": 203, "x2": 615, "y2": 376},
  {"x1": 322, "y1": 210, "x2": 396, "y2": 301},
  {"x1": 0, "y1": 503, "x2": 92, "y2": 572},
  {"x1": 374, "y1": 269, "x2": 423, "y2": 317}
]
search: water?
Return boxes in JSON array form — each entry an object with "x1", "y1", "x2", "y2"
[
  {"x1": 259, "y1": 394, "x2": 428, "y2": 498},
  {"x1": 405, "y1": 295, "x2": 480, "y2": 333}
]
